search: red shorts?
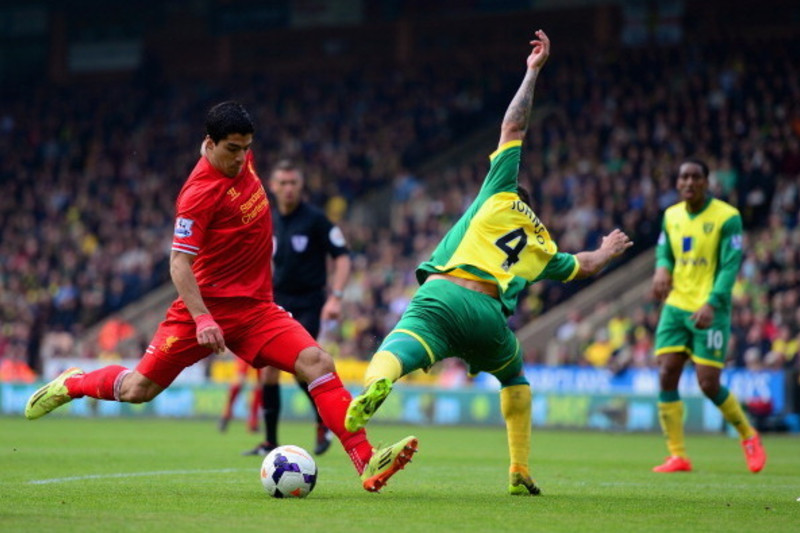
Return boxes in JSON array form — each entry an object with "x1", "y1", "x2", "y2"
[
  {"x1": 233, "y1": 357, "x2": 263, "y2": 382},
  {"x1": 236, "y1": 357, "x2": 253, "y2": 376},
  {"x1": 137, "y1": 297, "x2": 318, "y2": 388}
]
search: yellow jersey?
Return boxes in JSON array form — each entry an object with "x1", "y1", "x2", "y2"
[
  {"x1": 416, "y1": 141, "x2": 579, "y2": 315},
  {"x1": 656, "y1": 197, "x2": 743, "y2": 312}
]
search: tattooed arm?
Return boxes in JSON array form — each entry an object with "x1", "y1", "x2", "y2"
[{"x1": 498, "y1": 29, "x2": 551, "y2": 148}]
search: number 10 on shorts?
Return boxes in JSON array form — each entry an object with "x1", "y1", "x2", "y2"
[{"x1": 706, "y1": 329, "x2": 724, "y2": 350}]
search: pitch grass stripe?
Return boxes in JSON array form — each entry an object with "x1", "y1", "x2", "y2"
[
  {"x1": 555, "y1": 479, "x2": 800, "y2": 491},
  {"x1": 29, "y1": 468, "x2": 252, "y2": 485}
]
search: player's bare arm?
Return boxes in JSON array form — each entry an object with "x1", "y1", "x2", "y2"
[
  {"x1": 170, "y1": 250, "x2": 226, "y2": 353},
  {"x1": 321, "y1": 253, "x2": 351, "y2": 321},
  {"x1": 573, "y1": 228, "x2": 633, "y2": 279},
  {"x1": 651, "y1": 267, "x2": 673, "y2": 301},
  {"x1": 498, "y1": 29, "x2": 550, "y2": 148}
]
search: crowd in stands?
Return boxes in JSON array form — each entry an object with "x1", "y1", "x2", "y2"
[
  {"x1": 329, "y1": 37, "x2": 800, "y2": 373},
  {"x1": 1, "y1": 35, "x2": 799, "y2": 379},
  {"x1": 0, "y1": 54, "x2": 521, "y2": 371}
]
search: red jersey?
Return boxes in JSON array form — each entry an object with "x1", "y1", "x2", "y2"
[{"x1": 171, "y1": 151, "x2": 273, "y2": 300}]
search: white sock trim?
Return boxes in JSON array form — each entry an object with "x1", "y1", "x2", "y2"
[
  {"x1": 113, "y1": 369, "x2": 132, "y2": 401},
  {"x1": 348, "y1": 447, "x2": 366, "y2": 473},
  {"x1": 307, "y1": 373, "x2": 336, "y2": 391}
]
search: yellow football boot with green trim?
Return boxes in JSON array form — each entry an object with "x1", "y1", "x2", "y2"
[
  {"x1": 345, "y1": 377, "x2": 392, "y2": 432},
  {"x1": 25, "y1": 367, "x2": 84, "y2": 420},
  {"x1": 508, "y1": 471, "x2": 541, "y2": 496}
]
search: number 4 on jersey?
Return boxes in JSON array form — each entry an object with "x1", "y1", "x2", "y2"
[{"x1": 495, "y1": 228, "x2": 527, "y2": 271}]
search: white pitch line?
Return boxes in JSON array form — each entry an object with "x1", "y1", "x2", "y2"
[{"x1": 29, "y1": 468, "x2": 251, "y2": 485}]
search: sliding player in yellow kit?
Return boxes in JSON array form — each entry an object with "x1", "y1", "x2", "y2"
[
  {"x1": 344, "y1": 29, "x2": 634, "y2": 495},
  {"x1": 651, "y1": 158, "x2": 766, "y2": 473}
]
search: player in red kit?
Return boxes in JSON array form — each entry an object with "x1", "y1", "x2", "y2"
[{"x1": 25, "y1": 101, "x2": 417, "y2": 493}]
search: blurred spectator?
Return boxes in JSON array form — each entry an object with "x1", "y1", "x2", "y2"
[
  {"x1": 582, "y1": 328, "x2": 614, "y2": 368},
  {"x1": 556, "y1": 309, "x2": 582, "y2": 344},
  {"x1": 607, "y1": 309, "x2": 632, "y2": 352},
  {"x1": 0, "y1": 354, "x2": 36, "y2": 383},
  {"x1": 764, "y1": 325, "x2": 799, "y2": 370}
]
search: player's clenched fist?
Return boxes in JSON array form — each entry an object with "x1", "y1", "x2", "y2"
[{"x1": 600, "y1": 229, "x2": 633, "y2": 257}]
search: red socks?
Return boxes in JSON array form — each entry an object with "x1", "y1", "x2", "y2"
[
  {"x1": 224, "y1": 383, "x2": 242, "y2": 418},
  {"x1": 64, "y1": 368, "x2": 374, "y2": 474},
  {"x1": 248, "y1": 386, "x2": 262, "y2": 432},
  {"x1": 308, "y1": 373, "x2": 372, "y2": 474},
  {"x1": 65, "y1": 365, "x2": 129, "y2": 401}
]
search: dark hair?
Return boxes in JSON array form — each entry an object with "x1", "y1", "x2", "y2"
[
  {"x1": 682, "y1": 157, "x2": 709, "y2": 178},
  {"x1": 273, "y1": 159, "x2": 299, "y2": 173},
  {"x1": 517, "y1": 184, "x2": 532, "y2": 208},
  {"x1": 205, "y1": 101, "x2": 254, "y2": 143}
]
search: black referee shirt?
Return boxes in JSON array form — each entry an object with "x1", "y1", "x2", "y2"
[{"x1": 271, "y1": 201, "x2": 349, "y2": 305}]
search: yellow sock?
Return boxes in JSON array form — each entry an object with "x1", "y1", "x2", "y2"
[
  {"x1": 718, "y1": 393, "x2": 756, "y2": 440},
  {"x1": 363, "y1": 350, "x2": 403, "y2": 387},
  {"x1": 657, "y1": 401, "x2": 687, "y2": 458},
  {"x1": 500, "y1": 384, "x2": 532, "y2": 477}
]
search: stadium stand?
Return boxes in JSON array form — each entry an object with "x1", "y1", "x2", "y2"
[{"x1": 0, "y1": 1, "x2": 798, "y2": 382}]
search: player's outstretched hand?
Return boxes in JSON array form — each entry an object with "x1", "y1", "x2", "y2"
[
  {"x1": 527, "y1": 29, "x2": 550, "y2": 70},
  {"x1": 600, "y1": 228, "x2": 633, "y2": 258}
]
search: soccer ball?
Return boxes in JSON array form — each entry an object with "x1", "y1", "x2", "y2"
[{"x1": 260, "y1": 445, "x2": 318, "y2": 498}]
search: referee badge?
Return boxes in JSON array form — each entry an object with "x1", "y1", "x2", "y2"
[
  {"x1": 291, "y1": 235, "x2": 309, "y2": 252},
  {"x1": 329, "y1": 226, "x2": 347, "y2": 247}
]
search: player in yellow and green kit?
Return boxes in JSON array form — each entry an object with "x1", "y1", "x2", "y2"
[
  {"x1": 651, "y1": 158, "x2": 766, "y2": 474},
  {"x1": 344, "y1": 30, "x2": 634, "y2": 495}
]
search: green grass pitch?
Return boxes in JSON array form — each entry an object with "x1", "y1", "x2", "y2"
[{"x1": 2, "y1": 417, "x2": 798, "y2": 532}]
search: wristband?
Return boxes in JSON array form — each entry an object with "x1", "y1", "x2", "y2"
[
  {"x1": 331, "y1": 290, "x2": 344, "y2": 299},
  {"x1": 194, "y1": 313, "x2": 218, "y2": 332}
]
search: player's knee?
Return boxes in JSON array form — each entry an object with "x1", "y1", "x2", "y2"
[
  {"x1": 498, "y1": 373, "x2": 529, "y2": 389},
  {"x1": 294, "y1": 346, "x2": 335, "y2": 382},
  {"x1": 697, "y1": 375, "x2": 720, "y2": 398},
  {"x1": 657, "y1": 356, "x2": 683, "y2": 387},
  {"x1": 118, "y1": 373, "x2": 161, "y2": 403},
  {"x1": 119, "y1": 385, "x2": 155, "y2": 403}
]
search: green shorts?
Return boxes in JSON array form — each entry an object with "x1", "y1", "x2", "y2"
[
  {"x1": 377, "y1": 278, "x2": 525, "y2": 387},
  {"x1": 654, "y1": 304, "x2": 731, "y2": 368}
]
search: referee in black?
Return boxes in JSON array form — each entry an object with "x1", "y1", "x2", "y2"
[{"x1": 243, "y1": 159, "x2": 351, "y2": 456}]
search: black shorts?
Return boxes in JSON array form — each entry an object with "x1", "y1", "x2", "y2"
[{"x1": 275, "y1": 291, "x2": 325, "y2": 339}]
